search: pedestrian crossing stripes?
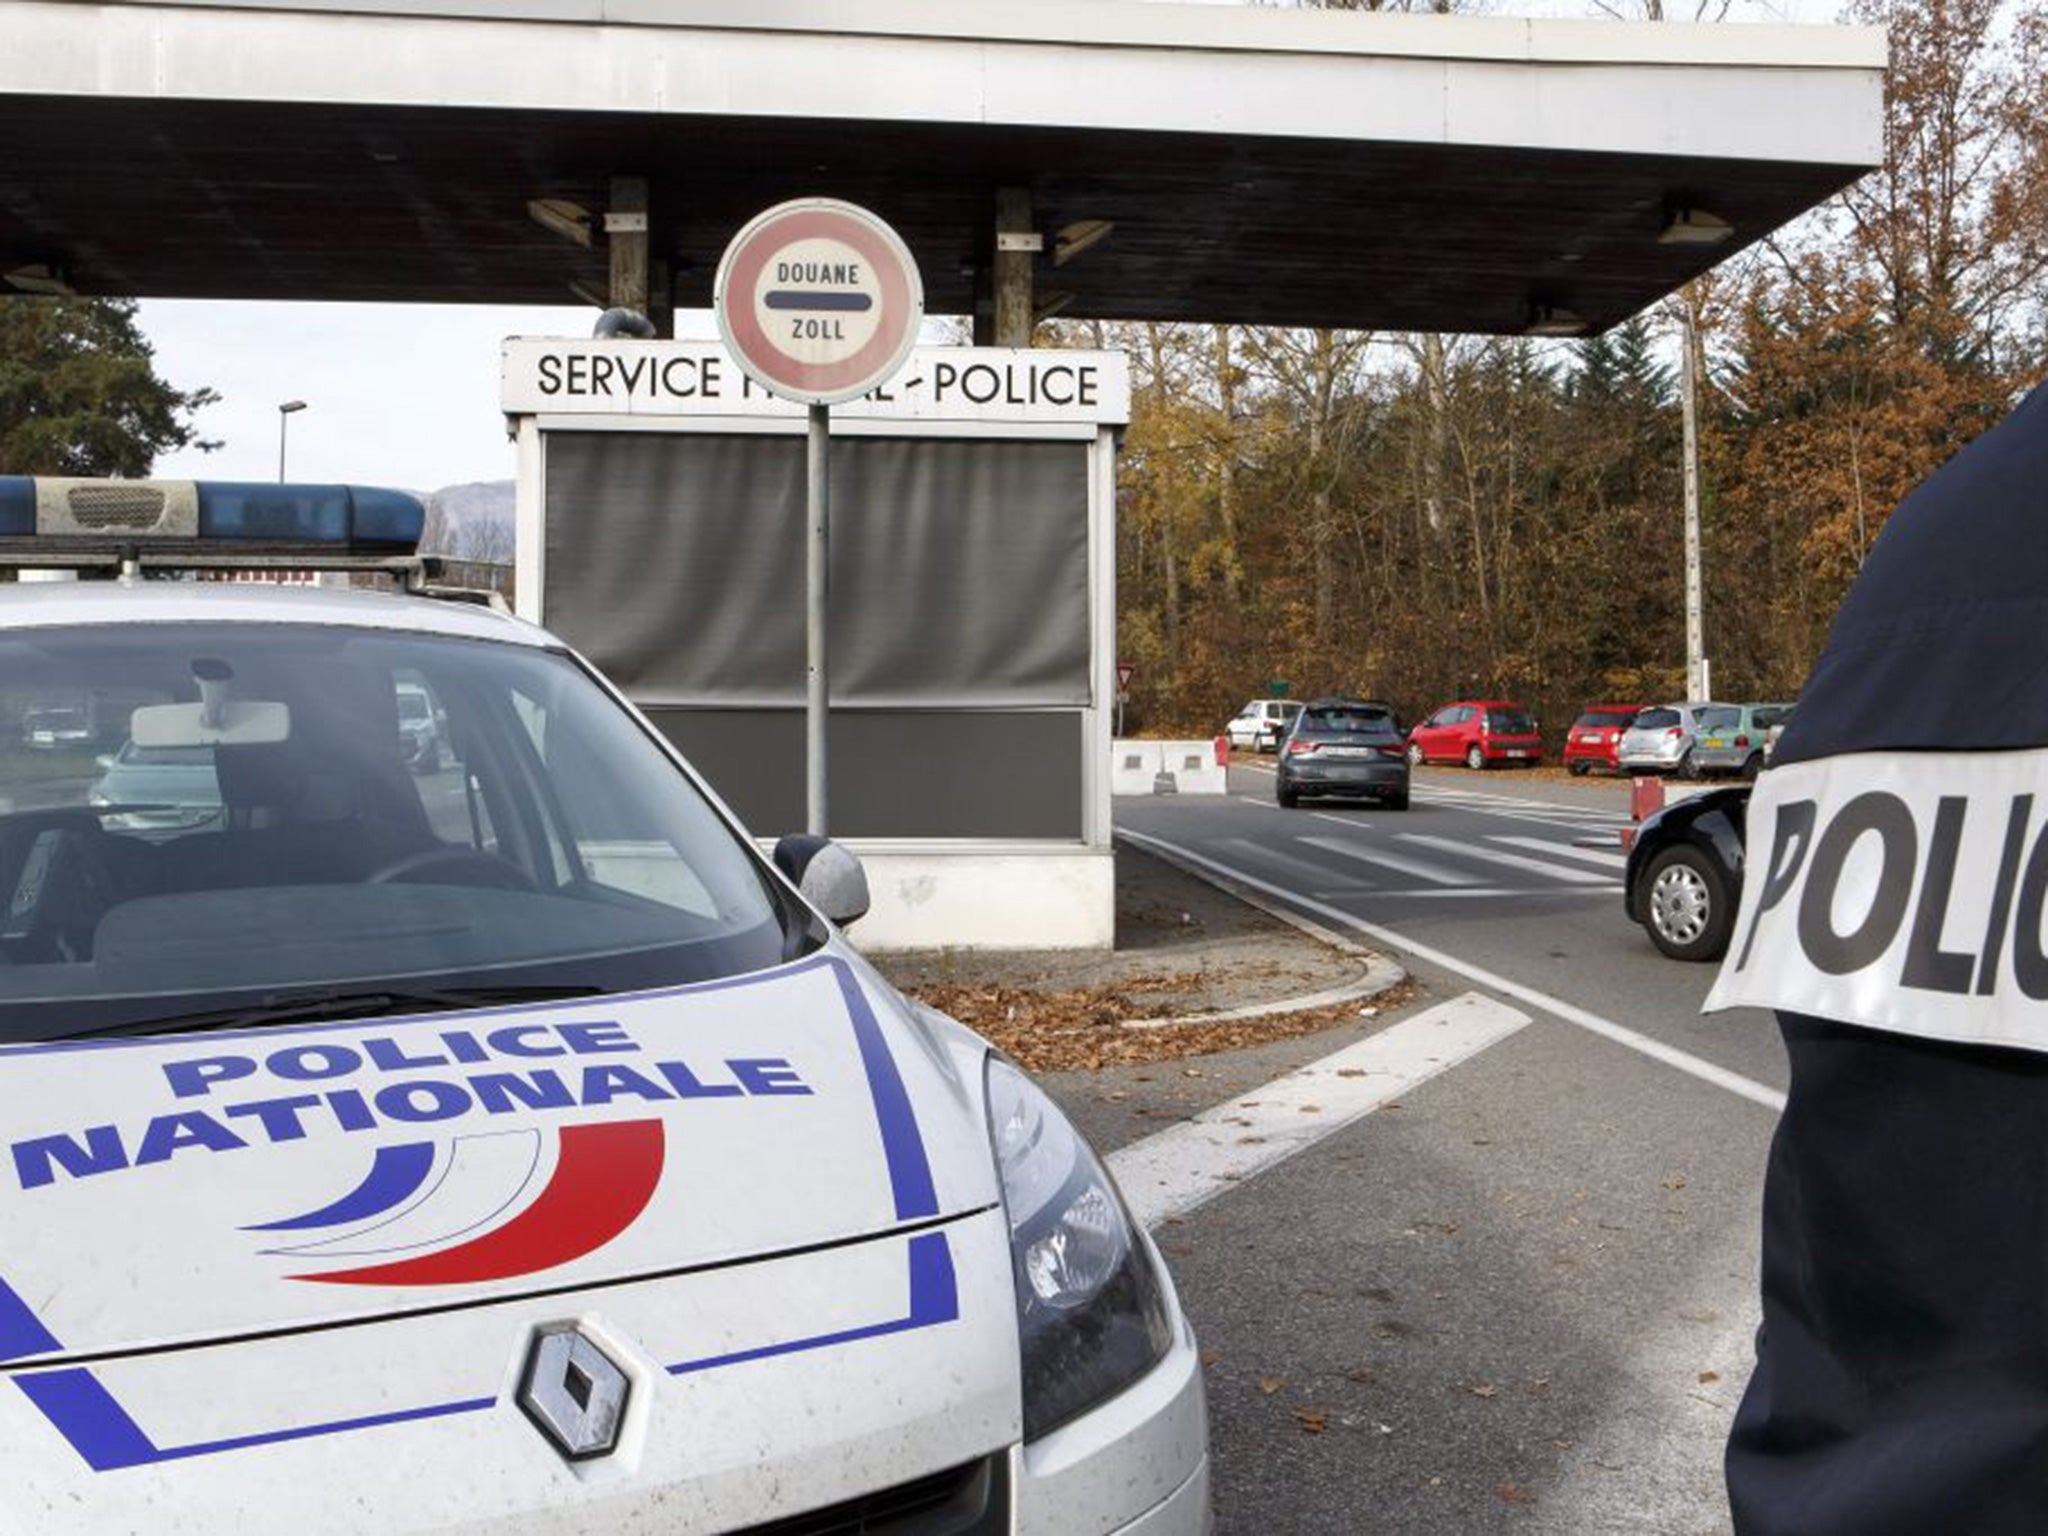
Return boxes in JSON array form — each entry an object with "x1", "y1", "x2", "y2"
[
  {"x1": 1487, "y1": 833, "x2": 1629, "y2": 871},
  {"x1": 1408, "y1": 784, "x2": 1628, "y2": 831},
  {"x1": 1220, "y1": 823, "x2": 1628, "y2": 901},
  {"x1": 1396, "y1": 832, "x2": 1615, "y2": 885},
  {"x1": 1298, "y1": 834, "x2": 1482, "y2": 886}
]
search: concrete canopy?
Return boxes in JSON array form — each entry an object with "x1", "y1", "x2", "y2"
[{"x1": 0, "y1": 0, "x2": 1885, "y2": 334}]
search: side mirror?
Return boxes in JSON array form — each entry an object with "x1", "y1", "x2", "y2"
[{"x1": 772, "y1": 834, "x2": 871, "y2": 927}]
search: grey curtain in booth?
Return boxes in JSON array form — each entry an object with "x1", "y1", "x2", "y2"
[{"x1": 542, "y1": 433, "x2": 1092, "y2": 708}]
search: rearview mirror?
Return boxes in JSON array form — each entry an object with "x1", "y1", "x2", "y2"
[
  {"x1": 131, "y1": 699, "x2": 290, "y2": 748},
  {"x1": 772, "y1": 834, "x2": 871, "y2": 927}
]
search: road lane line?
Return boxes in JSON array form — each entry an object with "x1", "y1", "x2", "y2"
[
  {"x1": 1117, "y1": 828, "x2": 1787, "y2": 1113},
  {"x1": 1490, "y1": 834, "x2": 1629, "y2": 871},
  {"x1": 1399, "y1": 832, "x2": 1613, "y2": 885},
  {"x1": 1299, "y1": 833, "x2": 1481, "y2": 886},
  {"x1": 1307, "y1": 811, "x2": 1372, "y2": 830},
  {"x1": 1107, "y1": 992, "x2": 1531, "y2": 1228}
]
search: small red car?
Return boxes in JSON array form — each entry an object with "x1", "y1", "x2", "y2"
[
  {"x1": 1407, "y1": 700, "x2": 1544, "y2": 769},
  {"x1": 1563, "y1": 702, "x2": 1650, "y2": 777}
]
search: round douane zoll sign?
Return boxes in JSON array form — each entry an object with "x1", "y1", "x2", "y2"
[{"x1": 714, "y1": 199, "x2": 925, "y2": 407}]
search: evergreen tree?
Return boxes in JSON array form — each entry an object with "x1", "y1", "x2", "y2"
[{"x1": 0, "y1": 298, "x2": 217, "y2": 477}]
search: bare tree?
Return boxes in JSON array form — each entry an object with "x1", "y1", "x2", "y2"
[{"x1": 458, "y1": 515, "x2": 515, "y2": 567}]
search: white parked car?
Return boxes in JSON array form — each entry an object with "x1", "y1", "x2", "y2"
[
  {"x1": 0, "y1": 494, "x2": 1209, "y2": 1534},
  {"x1": 1223, "y1": 698, "x2": 1302, "y2": 753}
]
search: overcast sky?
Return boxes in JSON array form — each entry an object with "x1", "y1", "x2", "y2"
[{"x1": 139, "y1": 0, "x2": 1844, "y2": 491}]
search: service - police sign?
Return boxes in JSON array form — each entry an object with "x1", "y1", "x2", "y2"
[
  {"x1": 500, "y1": 342, "x2": 1129, "y2": 424},
  {"x1": 713, "y1": 199, "x2": 924, "y2": 407}
]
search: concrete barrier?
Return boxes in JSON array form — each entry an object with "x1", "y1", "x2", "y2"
[
  {"x1": 1112, "y1": 741, "x2": 1162, "y2": 795},
  {"x1": 1114, "y1": 739, "x2": 1227, "y2": 795}
]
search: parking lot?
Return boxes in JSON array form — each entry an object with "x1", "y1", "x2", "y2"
[{"x1": 1072, "y1": 764, "x2": 1783, "y2": 1533}]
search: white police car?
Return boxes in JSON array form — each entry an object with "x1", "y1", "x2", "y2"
[{"x1": 0, "y1": 479, "x2": 1209, "y2": 1534}]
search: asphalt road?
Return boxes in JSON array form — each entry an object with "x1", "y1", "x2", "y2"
[{"x1": 1089, "y1": 764, "x2": 1783, "y2": 1535}]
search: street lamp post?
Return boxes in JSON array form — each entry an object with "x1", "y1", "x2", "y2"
[{"x1": 277, "y1": 400, "x2": 308, "y2": 482}]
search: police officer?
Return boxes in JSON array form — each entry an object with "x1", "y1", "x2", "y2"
[{"x1": 1709, "y1": 379, "x2": 2048, "y2": 1533}]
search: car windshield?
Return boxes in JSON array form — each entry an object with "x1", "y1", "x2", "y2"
[
  {"x1": 0, "y1": 622, "x2": 807, "y2": 1041},
  {"x1": 1636, "y1": 708, "x2": 1681, "y2": 730},
  {"x1": 1299, "y1": 706, "x2": 1397, "y2": 738},
  {"x1": 1574, "y1": 710, "x2": 1636, "y2": 729},
  {"x1": 1486, "y1": 709, "x2": 1535, "y2": 734}
]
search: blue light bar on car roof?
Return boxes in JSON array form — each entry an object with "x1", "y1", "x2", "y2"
[
  {"x1": 0, "y1": 478, "x2": 424, "y2": 552},
  {"x1": 194, "y1": 483, "x2": 423, "y2": 548},
  {"x1": 0, "y1": 477, "x2": 31, "y2": 537}
]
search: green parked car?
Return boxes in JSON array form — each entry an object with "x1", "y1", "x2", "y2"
[{"x1": 1692, "y1": 702, "x2": 1795, "y2": 779}]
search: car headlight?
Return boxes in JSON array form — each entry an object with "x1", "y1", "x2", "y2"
[{"x1": 984, "y1": 1055, "x2": 1175, "y2": 1440}]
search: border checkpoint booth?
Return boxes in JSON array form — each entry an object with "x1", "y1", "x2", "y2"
[{"x1": 504, "y1": 339, "x2": 1127, "y2": 950}]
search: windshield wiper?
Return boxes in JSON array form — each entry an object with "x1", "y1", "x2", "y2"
[{"x1": 57, "y1": 983, "x2": 608, "y2": 1044}]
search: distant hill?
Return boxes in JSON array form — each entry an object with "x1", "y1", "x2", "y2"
[{"x1": 422, "y1": 480, "x2": 513, "y2": 563}]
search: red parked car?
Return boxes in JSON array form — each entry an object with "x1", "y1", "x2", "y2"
[
  {"x1": 1407, "y1": 700, "x2": 1544, "y2": 769},
  {"x1": 1563, "y1": 702, "x2": 1650, "y2": 777}
]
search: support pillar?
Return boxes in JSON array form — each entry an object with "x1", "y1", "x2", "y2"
[
  {"x1": 606, "y1": 175, "x2": 649, "y2": 315},
  {"x1": 993, "y1": 187, "x2": 1037, "y2": 348}
]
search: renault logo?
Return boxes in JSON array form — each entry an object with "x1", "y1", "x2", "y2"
[{"x1": 517, "y1": 1324, "x2": 630, "y2": 1461}]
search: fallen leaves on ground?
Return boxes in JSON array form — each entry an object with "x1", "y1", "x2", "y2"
[
  {"x1": 1294, "y1": 1408, "x2": 1329, "y2": 1434},
  {"x1": 1467, "y1": 1382, "x2": 1501, "y2": 1399},
  {"x1": 905, "y1": 976, "x2": 1419, "y2": 1072},
  {"x1": 1259, "y1": 1376, "x2": 1286, "y2": 1395}
]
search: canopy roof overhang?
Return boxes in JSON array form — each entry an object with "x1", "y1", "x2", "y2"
[{"x1": 0, "y1": 0, "x2": 1887, "y2": 334}]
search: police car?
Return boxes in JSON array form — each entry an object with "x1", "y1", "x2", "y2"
[{"x1": 0, "y1": 479, "x2": 1210, "y2": 1534}]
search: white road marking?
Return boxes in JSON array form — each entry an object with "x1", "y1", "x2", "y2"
[
  {"x1": 1408, "y1": 796, "x2": 1630, "y2": 838},
  {"x1": 1107, "y1": 992, "x2": 1531, "y2": 1228},
  {"x1": 1490, "y1": 834, "x2": 1630, "y2": 871},
  {"x1": 1399, "y1": 832, "x2": 1613, "y2": 885},
  {"x1": 1298, "y1": 834, "x2": 1481, "y2": 885},
  {"x1": 1410, "y1": 782, "x2": 1629, "y2": 819},
  {"x1": 1217, "y1": 837, "x2": 1373, "y2": 894},
  {"x1": 1117, "y1": 828, "x2": 1787, "y2": 1113},
  {"x1": 1418, "y1": 796, "x2": 1625, "y2": 826}
]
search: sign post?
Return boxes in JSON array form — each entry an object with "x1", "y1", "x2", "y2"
[{"x1": 714, "y1": 199, "x2": 924, "y2": 835}]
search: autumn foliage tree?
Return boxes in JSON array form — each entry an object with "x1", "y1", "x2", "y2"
[{"x1": 1107, "y1": 0, "x2": 2046, "y2": 741}]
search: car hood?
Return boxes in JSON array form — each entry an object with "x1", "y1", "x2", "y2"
[{"x1": 0, "y1": 952, "x2": 998, "y2": 1361}]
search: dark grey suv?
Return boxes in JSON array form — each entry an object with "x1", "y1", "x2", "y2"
[{"x1": 1275, "y1": 699, "x2": 1409, "y2": 809}]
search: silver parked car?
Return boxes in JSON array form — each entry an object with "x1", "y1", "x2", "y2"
[
  {"x1": 1617, "y1": 702, "x2": 1719, "y2": 777},
  {"x1": 87, "y1": 739, "x2": 224, "y2": 832}
]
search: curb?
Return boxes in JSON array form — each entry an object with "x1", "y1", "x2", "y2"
[{"x1": 1113, "y1": 831, "x2": 1407, "y2": 1030}]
